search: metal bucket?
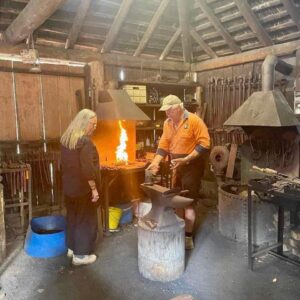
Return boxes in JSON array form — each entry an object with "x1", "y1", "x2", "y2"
[
  {"x1": 218, "y1": 184, "x2": 248, "y2": 242},
  {"x1": 218, "y1": 184, "x2": 277, "y2": 244}
]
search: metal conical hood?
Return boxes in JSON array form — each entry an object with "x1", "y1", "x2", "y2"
[
  {"x1": 96, "y1": 89, "x2": 150, "y2": 121},
  {"x1": 224, "y1": 90, "x2": 300, "y2": 127}
]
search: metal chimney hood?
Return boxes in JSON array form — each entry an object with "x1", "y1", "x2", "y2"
[
  {"x1": 96, "y1": 89, "x2": 150, "y2": 121},
  {"x1": 224, "y1": 90, "x2": 300, "y2": 127},
  {"x1": 224, "y1": 55, "x2": 300, "y2": 127}
]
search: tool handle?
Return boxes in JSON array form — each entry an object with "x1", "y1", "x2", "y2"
[
  {"x1": 252, "y1": 165, "x2": 290, "y2": 179},
  {"x1": 252, "y1": 166, "x2": 278, "y2": 175}
]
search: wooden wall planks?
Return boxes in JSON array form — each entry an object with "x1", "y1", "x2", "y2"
[
  {"x1": 15, "y1": 73, "x2": 42, "y2": 141},
  {"x1": 0, "y1": 72, "x2": 16, "y2": 141},
  {"x1": 57, "y1": 76, "x2": 74, "y2": 134},
  {"x1": 0, "y1": 71, "x2": 85, "y2": 142},
  {"x1": 42, "y1": 75, "x2": 61, "y2": 139}
]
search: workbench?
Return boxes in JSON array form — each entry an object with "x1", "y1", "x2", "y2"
[
  {"x1": 100, "y1": 162, "x2": 146, "y2": 235},
  {"x1": 248, "y1": 177, "x2": 300, "y2": 270}
]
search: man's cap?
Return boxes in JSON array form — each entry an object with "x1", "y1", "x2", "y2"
[{"x1": 159, "y1": 95, "x2": 182, "y2": 111}]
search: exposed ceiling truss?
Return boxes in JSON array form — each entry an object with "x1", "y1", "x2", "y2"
[
  {"x1": 1, "y1": 0, "x2": 300, "y2": 65},
  {"x1": 65, "y1": 0, "x2": 92, "y2": 49}
]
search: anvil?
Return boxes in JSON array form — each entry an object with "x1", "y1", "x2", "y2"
[{"x1": 140, "y1": 183, "x2": 193, "y2": 229}]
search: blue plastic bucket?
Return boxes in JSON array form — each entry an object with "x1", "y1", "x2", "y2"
[
  {"x1": 24, "y1": 215, "x2": 67, "y2": 258},
  {"x1": 117, "y1": 203, "x2": 133, "y2": 225}
]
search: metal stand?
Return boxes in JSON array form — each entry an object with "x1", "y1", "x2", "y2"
[{"x1": 248, "y1": 182, "x2": 300, "y2": 270}]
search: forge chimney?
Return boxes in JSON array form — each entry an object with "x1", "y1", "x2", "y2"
[{"x1": 224, "y1": 55, "x2": 299, "y2": 128}]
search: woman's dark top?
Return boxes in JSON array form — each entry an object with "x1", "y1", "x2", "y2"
[{"x1": 61, "y1": 136, "x2": 101, "y2": 198}]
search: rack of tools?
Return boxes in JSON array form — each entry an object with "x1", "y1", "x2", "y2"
[
  {"x1": 206, "y1": 75, "x2": 289, "y2": 146},
  {"x1": 0, "y1": 150, "x2": 62, "y2": 209},
  {"x1": 0, "y1": 164, "x2": 32, "y2": 232}
]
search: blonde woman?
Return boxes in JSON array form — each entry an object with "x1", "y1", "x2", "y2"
[{"x1": 61, "y1": 109, "x2": 100, "y2": 266}]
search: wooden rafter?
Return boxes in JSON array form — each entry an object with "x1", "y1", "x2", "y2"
[
  {"x1": 281, "y1": 0, "x2": 300, "y2": 30},
  {"x1": 177, "y1": 0, "x2": 192, "y2": 63},
  {"x1": 0, "y1": 43, "x2": 190, "y2": 71},
  {"x1": 102, "y1": 53, "x2": 190, "y2": 71},
  {"x1": 3, "y1": 0, "x2": 64, "y2": 45},
  {"x1": 101, "y1": 0, "x2": 134, "y2": 53},
  {"x1": 191, "y1": 39, "x2": 300, "y2": 72},
  {"x1": 159, "y1": 27, "x2": 181, "y2": 60},
  {"x1": 190, "y1": 28, "x2": 217, "y2": 58},
  {"x1": 197, "y1": 0, "x2": 241, "y2": 54},
  {"x1": 65, "y1": 0, "x2": 92, "y2": 49},
  {"x1": 233, "y1": 0, "x2": 273, "y2": 46},
  {"x1": 134, "y1": 0, "x2": 170, "y2": 57}
]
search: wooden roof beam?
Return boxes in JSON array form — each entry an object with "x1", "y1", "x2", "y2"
[
  {"x1": 65, "y1": 0, "x2": 92, "y2": 49},
  {"x1": 102, "y1": 52, "x2": 190, "y2": 71},
  {"x1": 190, "y1": 28, "x2": 217, "y2": 58},
  {"x1": 197, "y1": 1, "x2": 241, "y2": 54},
  {"x1": 177, "y1": 0, "x2": 192, "y2": 63},
  {"x1": 134, "y1": 0, "x2": 170, "y2": 57},
  {"x1": 159, "y1": 27, "x2": 181, "y2": 60},
  {"x1": 100, "y1": 0, "x2": 134, "y2": 53},
  {"x1": 233, "y1": 0, "x2": 273, "y2": 46},
  {"x1": 281, "y1": 0, "x2": 300, "y2": 31},
  {"x1": 1, "y1": 0, "x2": 64, "y2": 45},
  {"x1": 0, "y1": 43, "x2": 190, "y2": 71},
  {"x1": 192, "y1": 39, "x2": 300, "y2": 72}
]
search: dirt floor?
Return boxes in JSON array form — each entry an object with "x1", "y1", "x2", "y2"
[{"x1": 0, "y1": 202, "x2": 300, "y2": 300}]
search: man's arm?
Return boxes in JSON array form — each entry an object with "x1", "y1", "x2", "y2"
[
  {"x1": 146, "y1": 153, "x2": 164, "y2": 174},
  {"x1": 171, "y1": 116, "x2": 210, "y2": 169},
  {"x1": 146, "y1": 120, "x2": 170, "y2": 174},
  {"x1": 171, "y1": 148, "x2": 208, "y2": 169}
]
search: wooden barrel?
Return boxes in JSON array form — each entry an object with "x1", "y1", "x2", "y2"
[{"x1": 138, "y1": 213, "x2": 185, "y2": 282}]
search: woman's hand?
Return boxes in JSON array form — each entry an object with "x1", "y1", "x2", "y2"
[{"x1": 91, "y1": 188, "x2": 100, "y2": 202}]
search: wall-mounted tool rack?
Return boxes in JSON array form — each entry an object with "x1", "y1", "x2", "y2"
[{"x1": 0, "y1": 165, "x2": 32, "y2": 232}]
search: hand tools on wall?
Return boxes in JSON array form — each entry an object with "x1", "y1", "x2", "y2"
[
  {"x1": 209, "y1": 128, "x2": 247, "y2": 147},
  {"x1": 205, "y1": 73, "x2": 270, "y2": 145},
  {"x1": 0, "y1": 150, "x2": 61, "y2": 207},
  {"x1": 0, "y1": 164, "x2": 32, "y2": 232},
  {"x1": 206, "y1": 73, "x2": 263, "y2": 130}
]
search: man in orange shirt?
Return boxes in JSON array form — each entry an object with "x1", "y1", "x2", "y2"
[{"x1": 147, "y1": 94, "x2": 210, "y2": 250}]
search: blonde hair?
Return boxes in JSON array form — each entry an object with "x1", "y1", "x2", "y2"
[{"x1": 60, "y1": 109, "x2": 97, "y2": 149}]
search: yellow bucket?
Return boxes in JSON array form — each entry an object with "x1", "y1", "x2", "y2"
[{"x1": 109, "y1": 207, "x2": 122, "y2": 230}]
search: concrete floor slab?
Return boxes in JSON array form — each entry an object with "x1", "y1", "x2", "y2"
[{"x1": 0, "y1": 207, "x2": 300, "y2": 300}]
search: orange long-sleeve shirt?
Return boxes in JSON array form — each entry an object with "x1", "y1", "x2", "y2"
[{"x1": 157, "y1": 110, "x2": 210, "y2": 157}]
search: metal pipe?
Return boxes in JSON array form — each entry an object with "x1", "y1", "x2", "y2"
[
  {"x1": 262, "y1": 54, "x2": 277, "y2": 91},
  {"x1": 275, "y1": 59, "x2": 294, "y2": 76},
  {"x1": 262, "y1": 54, "x2": 294, "y2": 91}
]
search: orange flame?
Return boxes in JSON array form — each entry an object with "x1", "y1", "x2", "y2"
[{"x1": 116, "y1": 120, "x2": 128, "y2": 164}]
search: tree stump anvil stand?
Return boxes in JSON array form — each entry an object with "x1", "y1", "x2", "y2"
[{"x1": 138, "y1": 183, "x2": 193, "y2": 282}]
